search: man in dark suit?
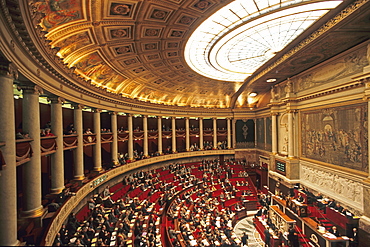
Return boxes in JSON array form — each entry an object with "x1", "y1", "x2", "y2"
[
  {"x1": 264, "y1": 226, "x2": 271, "y2": 247},
  {"x1": 329, "y1": 226, "x2": 341, "y2": 237},
  {"x1": 349, "y1": 227, "x2": 359, "y2": 247}
]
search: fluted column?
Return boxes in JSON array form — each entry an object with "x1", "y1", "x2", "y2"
[
  {"x1": 93, "y1": 109, "x2": 102, "y2": 171},
  {"x1": 128, "y1": 114, "x2": 134, "y2": 160},
  {"x1": 287, "y1": 110, "x2": 295, "y2": 158},
  {"x1": 213, "y1": 118, "x2": 217, "y2": 149},
  {"x1": 227, "y1": 118, "x2": 231, "y2": 149},
  {"x1": 157, "y1": 116, "x2": 163, "y2": 154},
  {"x1": 73, "y1": 104, "x2": 84, "y2": 180},
  {"x1": 171, "y1": 117, "x2": 176, "y2": 153},
  {"x1": 0, "y1": 65, "x2": 19, "y2": 246},
  {"x1": 111, "y1": 112, "x2": 118, "y2": 163},
  {"x1": 50, "y1": 97, "x2": 65, "y2": 194},
  {"x1": 185, "y1": 117, "x2": 190, "y2": 151},
  {"x1": 199, "y1": 118, "x2": 204, "y2": 150},
  {"x1": 143, "y1": 115, "x2": 148, "y2": 157},
  {"x1": 21, "y1": 84, "x2": 43, "y2": 218},
  {"x1": 271, "y1": 113, "x2": 278, "y2": 154}
]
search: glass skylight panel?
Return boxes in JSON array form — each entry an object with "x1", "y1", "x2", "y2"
[{"x1": 185, "y1": 0, "x2": 342, "y2": 82}]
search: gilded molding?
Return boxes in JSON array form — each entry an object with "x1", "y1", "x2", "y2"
[
  {"x1": 246, "y1": 0, "x2": 369, "y2": 85},
  {"x1": 297, "y1": 79, "x2": 365, "y2": 102}
]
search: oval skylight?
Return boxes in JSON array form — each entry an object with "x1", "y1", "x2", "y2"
[{"x1": 184, "y1": 0, "x2": 343, "y2": 82}]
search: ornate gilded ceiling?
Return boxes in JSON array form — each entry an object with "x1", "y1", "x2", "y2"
[
  {"x1": 13, "y1": 0, "x2": 370, "y2": 109},
  {"x1": 32, "y1": 0, "x2": 237, "y2": 108}
]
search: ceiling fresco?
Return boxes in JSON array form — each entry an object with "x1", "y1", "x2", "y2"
[{"x1": 29, "y1": 0, "x2": 370, "y2": 109}]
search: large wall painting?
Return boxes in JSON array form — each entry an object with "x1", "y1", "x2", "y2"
[{"x1": 301, "y1": 104, "x2": 368, "y2": 172}]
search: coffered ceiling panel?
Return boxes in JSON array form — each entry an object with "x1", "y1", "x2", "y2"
[{"x1": 28, "y1": 0, "x2": 370, "y2": 109}]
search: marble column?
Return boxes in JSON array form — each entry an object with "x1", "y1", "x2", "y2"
[
  {"x1": 0, "y1": 66, "x2": 19, "y2": 246},
  {"x1": 369, "y1": 99, "x2": 370, "y2": 178},
  {"x1": 227, "y1": 118, "x2": 231, "y2": 149},
  {"x1": 232, "y1": 119, "x2": 236, "y2": 148},
  {"x1": 254, "y1": 119, "x2": 257, "y2": 148},
  {"x1": 287, "y1": 110, "x2": 294, "y2": 158},
  {"x1": 21, "y1": 84, "x2": 43, "y2": 217},
  {"x1": 50, "y1": 97, "x2": 65, "y2": 194},
  {"x1": 199, "y1": 118, "x2": 204, "y2": 150},
  {"x1": 213, "y1": 118, "x2": 217, "y2": 149},
  {"x1": 128, "y1": 114, "x2": 134, "y2": 160},
  {"x1": 93, "y1": 109, "x2": 102, "y2": 171},
  {"x1": 185, "y1": 117, "x2": 190, "y2": 151},
  {"x1": 73, "y1": 104, "x2": 85, "y2": 180},
  {"x1": 143, "y1": 115, "x2": 148, "y2": 157},
  {"x1": 171, "y1": 117, "x2": 176, "y2": 153},
  {"x1": 111, "y1": 112, "x2": 118, "y2": 163},
  {"x1": 271, "y1": 113, "x2": 278, "y2": 154},
  {"x1": 157, "y1": 116, "x2": 163, "y2": 154}
]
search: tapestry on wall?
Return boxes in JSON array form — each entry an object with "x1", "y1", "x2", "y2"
[
  {"x1": 235, "y1": 119, "x2": 255, "y2": 148},
  {"x1": 256, "y1": 118, "x2": 265, "y2": 150},
  {"x1": 266, "y1": 117, "x2": 272, "y2": 152},
  {"x1": 301, "y1": 103, "x2": 368, "y2": 172}
]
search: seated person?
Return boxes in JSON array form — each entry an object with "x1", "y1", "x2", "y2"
[
  {"x1": 297, "y1": 193, "x2": 304, "y2": 203},
  {"x1": 329, "y1": 226, "x2": 341, "y2": 237}
]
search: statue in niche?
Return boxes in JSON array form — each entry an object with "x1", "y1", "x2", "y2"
[
  {"x1": 271, "y1": 86, "x2": 277, "y2": 100},
  {"x1": 285, "y1": 78, "x2": 293, "y2": 94}
]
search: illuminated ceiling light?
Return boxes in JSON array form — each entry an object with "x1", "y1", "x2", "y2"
[
  {"x1": 266, "y1": 78, "x2": 277, "y2": 83},
  {"x1": 249, "y1": 92, "x2": 257, "y2": 97},
  {"x1": 185, "y1": 0, "x2": 342, "y2": 82}
]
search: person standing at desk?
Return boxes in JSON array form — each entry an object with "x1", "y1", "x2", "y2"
[
  {"x1": 288, "y1": 227, "x2": 299, "y2": 247},
  {"x1": 349, "y1": 227, "x2": 359, "y2": 247}
]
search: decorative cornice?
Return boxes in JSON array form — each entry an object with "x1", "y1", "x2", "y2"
[
  {"x1": 297, "y1": 78, "x2": 365, "y2": 102},
  {"x1": 0, "y1": 60, "x2": 18, "y2": 79},
  {"x1": 48, "y1": 97, "x2": 65, "y2": 104}
]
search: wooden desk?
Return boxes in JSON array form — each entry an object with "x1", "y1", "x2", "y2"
[
  {"x1": 269, "y1": 205, "x2": 296, "y2": 232},
  {"x1": 302, "y1": 217, "x2": 349, "y2": 247}
]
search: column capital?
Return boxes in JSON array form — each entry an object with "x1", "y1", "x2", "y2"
[
  {"x1": 198, "y1": 117, "x2": 203, "y2": 120},
  {"x1": 0, "y1": 61, "x2": 18, "y2": 80},
  {"x1": 142, "y1": 115, "x2": 148, "y2": 119},
  {"x1": 127, "y1": 113, "x2": 133, "y2": 117},
  {"x1": 92, "y1": 108, "x2": 102, "y2": 113},
  {"x1": 48, "y1": 96, "x2": 65, "y2": 104},
  {"x1": 72, "y1": 103, "x2": 84, "y2": 110},
  {"x1": 109, "y1": 111, "x2": 117, "y2": 115},
  {"x1": 19, "y1": 84, "x2": 43, "y2": 95},
  {"x1": 286, "y1": 109, "x2": 297, "y2": 114},
  {"x1": 271, "y1": 112, "x2": 279, "y2": 116},
  {"x1": 212, "y1": 117, "x2": 217, "y2": 120},
  {"x1": 185, "y1": 117, "x2": 189, "y2": 120}
]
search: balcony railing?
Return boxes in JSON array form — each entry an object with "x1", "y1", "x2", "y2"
[
  {"x1": 63, "y1": 134, "x2": 77, "y2": 150},
  {"x1": 16, "y1": 139, "x2": 33, "y2": 165},
  {"x1": 41, "y1": 136, "x2": 57, "y2": 156},
  {"x1": 83, "y1": 134, "x2": 96, "y2": 146}
]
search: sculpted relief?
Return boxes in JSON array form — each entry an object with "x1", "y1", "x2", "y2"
[
  {"x1": 301, "y1": 164, "x2": 363, "y2": 210},
  {"x1": 297, "y1": 47, "x2": 368, "y2": 91}
]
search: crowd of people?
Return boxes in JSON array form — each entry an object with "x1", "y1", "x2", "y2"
[{"x1": 55, "y1": 159, "x2": 254, "y2": 246}]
